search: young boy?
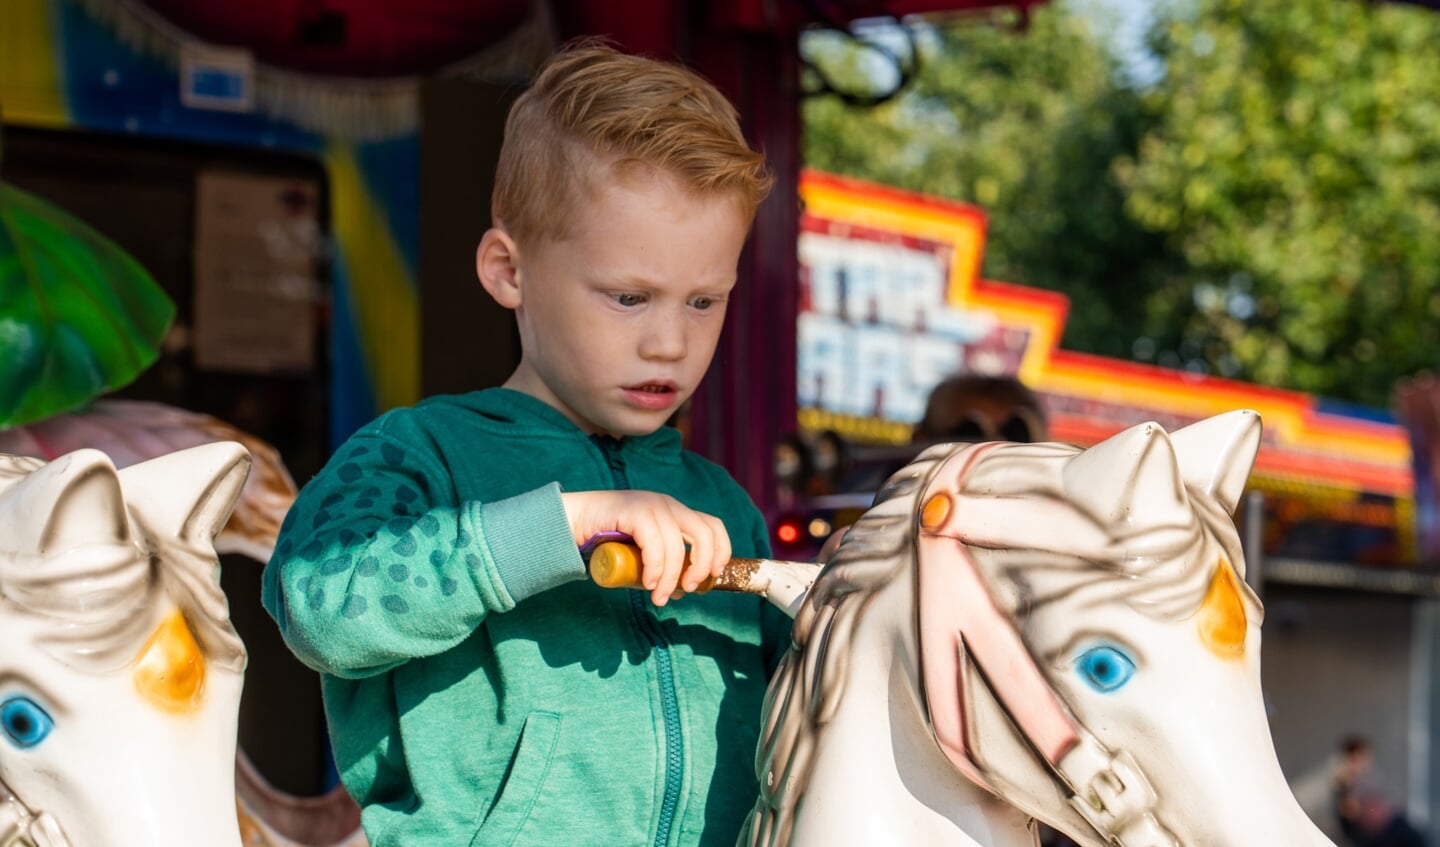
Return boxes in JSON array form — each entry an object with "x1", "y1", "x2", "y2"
[{"x1": 262, "y1": 43, "x2": 782, "y2": 847}]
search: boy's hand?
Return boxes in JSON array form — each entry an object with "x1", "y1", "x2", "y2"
[{"x1": 562, "y1": 491, "x2": 731, "y2": 607}]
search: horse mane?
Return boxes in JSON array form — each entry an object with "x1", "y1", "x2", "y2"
[
  {"x1": 0, "y1": 452, "x2": 245, "y2": 673},
  {"x1": 743, "y1": 444, "x2": 950, "y2": 847},
  {"x1": 958, "y1": 439, "x2": 1258, "y2": 625}
]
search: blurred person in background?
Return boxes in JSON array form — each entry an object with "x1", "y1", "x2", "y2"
[
  {"x1": 1333, "y1": 735, "x2": 1427, "y2": 847},
  {"x1": 911, "y1": 373, "x2": 1048, "y2": 447}
]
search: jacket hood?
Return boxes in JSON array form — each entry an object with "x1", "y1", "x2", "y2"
[{"x1": 437, "y1": 388, "x2": 684, "y2": 464}]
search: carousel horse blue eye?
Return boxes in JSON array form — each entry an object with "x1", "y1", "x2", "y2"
[
  {"x1": 1, "y1": 697, "x2": 54, "y2": 749},
  {"x1": 1074, "y1": 645, "x2": 1136, "y2": 693}
]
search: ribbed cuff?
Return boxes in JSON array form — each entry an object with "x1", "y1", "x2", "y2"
[{"x1": 481, "y1": 482, "x2": 585, "y2": 602}]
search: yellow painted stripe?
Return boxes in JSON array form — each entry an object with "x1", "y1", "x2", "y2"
[
  {"x1": 802, "y1": 181, "x2": 984, "y2": 245},
  {"x1": 0, "y1": 0, "x2": 69, "y2": 126},
  {"x1": 323, "y1": 143, "x2": 419, "y2": 410},
  {"x1": 978, "y1": 300, "x2": 1064, "y2": 382},
  {"x1": 1035, "y1": 365, "x2": 1407, "y2": 464},
  {"x1": 803, "y1": 181, "x2": 987, "y2": 302}
]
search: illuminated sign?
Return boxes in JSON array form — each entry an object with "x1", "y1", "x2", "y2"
[{"x1": 797, "y1": 168, "x2": 1416, "y2": 565}]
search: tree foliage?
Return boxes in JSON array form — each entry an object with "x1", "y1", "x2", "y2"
[
  {"x1": 805, "y1": 6, "x2": 1174, "y2": 364},
  {"x1": 1121, "y1": 0, "x2": 1440, "y2": 405},
  {"x1": 803, "y1": 0, "x2": 1440, "y2": 406}
]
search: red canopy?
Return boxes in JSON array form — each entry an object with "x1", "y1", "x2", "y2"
[{"x1": 131, "y1": 0, "x2": 1045, "y2": 76}]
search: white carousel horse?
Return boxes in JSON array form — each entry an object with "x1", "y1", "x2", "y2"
[
  {"x1": 740, "y1": 410, "x2": 1335, "y2": 846},
  {"x1": 0, "y1": 401, "x2": 369, "y2": 847},
  {"x1": 0, "y1": 442, "x2": 369, "y2": 847},
  {"x1": 0, "y1": 443, "x2": 250, "y2": 847}
]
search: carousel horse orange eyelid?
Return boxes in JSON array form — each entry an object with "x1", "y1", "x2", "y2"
[
  {"x1": 1198, "y1": 558, "x2": 1248, "y2": 658},
  {"x1": 132, "y1": 609, "x2": 208, "y2": 712}
]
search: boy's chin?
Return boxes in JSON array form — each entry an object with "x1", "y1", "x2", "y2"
[
  {"x1": 592, "y1": 420, "x2": 665, "y2": 439},
  {"x1": 587, "y1": 408, "x2": 677, "y2": 439}
]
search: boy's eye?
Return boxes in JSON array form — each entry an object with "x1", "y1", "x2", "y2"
[
  {"x1": 690, "y1": 296, "x2": 716, "y2": 310},
  {"x1": 613, "y1": 293, "x2": 646, "y2": 307}
]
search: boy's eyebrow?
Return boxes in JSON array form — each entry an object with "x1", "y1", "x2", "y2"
[{"x1": 596, "y1": 273, "x2": 738, "y2": 292}]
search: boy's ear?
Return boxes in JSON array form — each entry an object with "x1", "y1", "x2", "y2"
[{"x1": 477, "y1": 227, "x2": 523, "y2": 309}]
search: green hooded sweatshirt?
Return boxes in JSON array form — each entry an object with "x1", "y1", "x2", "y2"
[{"x1": 261, "y1": 388, "x2": 785, "y2": 847}]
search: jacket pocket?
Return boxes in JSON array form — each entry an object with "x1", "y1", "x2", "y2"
[{"x1": 471, "y1": 711, "x2": 562, "y2": 847}]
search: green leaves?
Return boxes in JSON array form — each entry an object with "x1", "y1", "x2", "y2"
[
  {"x1": 0, "y1": 182, "x2": 173, "y2": 428},
  {"x1": 804, "y1": 6, "x2": 1173, "y2": 364},
  {"x1": 1125, "y1": 0, "x2": 1440, "y2": 404}
]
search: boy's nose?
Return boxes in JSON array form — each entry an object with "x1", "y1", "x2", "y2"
[{"x1": 639, "y1": 316, "x2": 687, "y2": 361}]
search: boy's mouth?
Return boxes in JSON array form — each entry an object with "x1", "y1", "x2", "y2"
[{"x1": 622, "y1": 381, "x2": 680, "y2": 410}]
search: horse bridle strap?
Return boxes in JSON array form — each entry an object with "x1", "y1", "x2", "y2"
[
  {"x1": 918, "y1": 442, "x2": 1179, "y2": 847},
  {"x1": 1058, "y1": 737, "x2": 1177, "y2": 847},
  {"x1": 0, "y1": 781, "x2": 69, "y2": 847},
  {"x1": 930, "y1": 531, "x2": 1179, "y2": 847}
]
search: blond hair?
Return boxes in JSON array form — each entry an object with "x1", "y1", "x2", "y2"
[{"x1": 493, "y1": 42, "x2": 773, "y2": 244}]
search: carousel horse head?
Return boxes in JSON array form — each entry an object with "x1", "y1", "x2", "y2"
[
  {"x1": 0, "y1": 444, "x2": 251, "y2": 847},
  {"x1": 746, "y1": 410, "x2": 1333, "y2": 846}
]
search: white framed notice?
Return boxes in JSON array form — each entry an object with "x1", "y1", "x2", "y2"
[{"x1": 192, "y1": 170, "x2": 322, "y2": 374}]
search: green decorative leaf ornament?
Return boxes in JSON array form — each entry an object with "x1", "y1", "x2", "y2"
[{"x1": 0, "y1": 181, "x2": 175, "y2": 428}]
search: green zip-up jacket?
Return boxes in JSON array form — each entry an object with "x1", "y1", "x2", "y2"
[{"x1": 261, "y1": 388, "x2": 784, "y2": 847}]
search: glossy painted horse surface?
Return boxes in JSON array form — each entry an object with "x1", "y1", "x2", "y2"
[
  {"x1": 0, "y1": 444, "x2": 250, "y2": 847},
  {"x1": 742, "y1": 411, "x2": 1334, "y2": 847}
]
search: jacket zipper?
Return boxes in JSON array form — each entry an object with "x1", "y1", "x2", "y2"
[{"x1": 594, "y1": 436, "x2": 683, "y2": 847}]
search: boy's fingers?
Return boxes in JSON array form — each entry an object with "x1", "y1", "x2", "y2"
[
  {"x1": 681, "y1": 526, "x2": 712, "y2": 593},
  {"x1": 708, "y1": 514, "x2": 732, "y2": 576},
  {"x1": 649, "y1": 519, "x2": 687, "y2": 607},
  {"x1": 628, "y1": 516, "x2": 662, "y2": 591}
]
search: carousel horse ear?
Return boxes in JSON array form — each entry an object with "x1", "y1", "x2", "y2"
[
  {"x1": 118, "y1": 441, "x2": 252, "y2": 545},
  {"x1": 0, "y1": 449, "x2": 130, "y2": 555},
  {"x1": 1063, "y1": 421, "x2": 1189, "y2": 529},
  {"x1": 1169, "y1": 410, "x2": 1262, "y2": 515}
]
